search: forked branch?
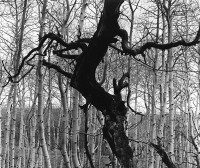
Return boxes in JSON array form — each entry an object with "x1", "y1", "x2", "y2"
[
  {"x1": 117, "y1": 24, "x2": 200, "y2": 57},
  {"x1": 9, "y1": 33, "x2": 86, "y2": 82}
]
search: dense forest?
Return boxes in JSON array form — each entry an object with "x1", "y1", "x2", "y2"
[{"x1": 1, "y1": 0, "x2": 200, "y2": 167}]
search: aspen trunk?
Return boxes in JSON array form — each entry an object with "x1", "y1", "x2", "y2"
[
  {"x1": 38, "y1": 147, "x2": 43, "y2": 168},
  {"x1": 37, "y1": 0, "x2": 51, "y2": 167},
  {"x1": 71, "y1": 1, "x2": 88, "y2": 167},
  {"x1": 28, "y1": 92, "x2": 37, "y2": 168},
  {"x1": 16, "y1": 78, "x2": 25, "y2": 168},
  {"x1": 154, "y1": 3, "x2": 161, "y2": 168},
  {"x1": 2, "y1": 85, "x2": 14, "y2": 168},
  {"x1": 71, "y1": 89, "x2": 81, "y2": 168},
  {"x1": 149, "y1": 59, "x2": 158, "y2": 168},
  {"x1": 0, "y1": 58, "x2": 2, "y2": 167},
  {"x1": 58, "y1": 74, "x2": 71, "y2": 168},
  {"x1": 168, "y1": 11, "x2": 175, "y2": 163},
  {"x1": 90, "y1": 107, "x2": 96, "y2": 164},
  {"x1": 10, "y1": 85, "x2": 17, "y2": 168},
  {"x1": 55, "y1": 111, "x2": 62, "y2": 167},
  {"x1": 10, "y1": 1, "x2": 28, "y2": 167},
  {"x1": 157, "y1": 1, "x2": 167, "y2": 146},
  {"x1": 57, "y1": 1, "x2": 71, "y2": 166},
  {"x1": 47, "y1": 63, "x2": 51, "y2": 151},
  {"x1": 97, "y1": 128, "x2": 103, "y2": 168}
]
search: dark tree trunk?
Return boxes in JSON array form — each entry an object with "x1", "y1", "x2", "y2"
[{"x1": 70, "y1": 0, "x2": 134, "y2": 167}]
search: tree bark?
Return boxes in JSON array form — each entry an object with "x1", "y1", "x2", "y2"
[
  {"x1": 72, "y1": 1, "x2": 88, "y2": 167},
  {"x1": 0, "y1": 58, "x2": 2, "y2": 167},
  {"x1": 16, "y1": 78, "x2": 25, "y2": 168},
  {"x1": 71, "y1": 90, "x2": 81, "y2": 168},
  {"x1": 58, "y1": 74, "x2": 71, "y2": 168},
  {"x1": 167, "y1": 6, "x2": 175, "y2": 163},
  {"x1": 37, "y1": 0, "x2": 52, "y2": 167},
  {"x1": 70, "y1": 1, "x2": 134, "y2": 167},
  {"x1": 28, "y1": 89, "x2": 37, "y2": 168},
  {"x1": 10, "y1": 0, "x2": 28, "y2": 167},
  {"x1": 2, "y1": 85, "x2": 14, "y2": 168}
]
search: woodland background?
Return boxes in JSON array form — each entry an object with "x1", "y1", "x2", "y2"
[{"x1": 1, "y1": 0, "x2": 200, "y2": 167}]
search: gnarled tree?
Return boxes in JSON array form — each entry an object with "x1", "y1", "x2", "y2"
[{"x1": 8, "y1": 0, "x2": 200, "y2": 167}]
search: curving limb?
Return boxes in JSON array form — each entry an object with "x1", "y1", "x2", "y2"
[
  {"x1": 9, "y1": 33, "x2": 87, "y2": 81},
  {"x1": 117, "y1": 24, "x2": 200, "y2": 58},
  {"x1": 42, "y1": 60, "x2": 72, "y2": 78}
]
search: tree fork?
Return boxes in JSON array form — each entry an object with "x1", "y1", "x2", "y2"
[{"x1": 70, "y1": 1, "x2": 135, "y2": 167}]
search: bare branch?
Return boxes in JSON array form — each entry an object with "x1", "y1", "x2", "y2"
[
  {"x1": 117, "y1": 25, "x2": 200, "y2": 57},
  {"x1": 42, "y1": 60, "x2": 72, "y2": 78},
  {"x1": 9, "y1": 33, "x2": 86, "y2": 81}
]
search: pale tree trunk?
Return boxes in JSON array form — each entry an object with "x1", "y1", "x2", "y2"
[
  {"x1": 52, "y1": 122, "x2": 56, "y2": 168},
  {"x1": 167, "y1": 6, "x2": 175, "y2": 162},
  {"x1": 96, "y1": 124, "x2": 103, "y2": 168},
  {"x1": 38, "y1": 147, "x2": 43, "y2": 168},
  {"x1": 143, "y1": 78, "x2": 150, "y2": 168},
  {"x1": 58, "y1": 74, "x2": 71, "y2": 168},
  {"x1": 184, "y1": 11, "x2": 192, "y2": 168},
  {"x1": 47, "y1": 55, "x2": 51, "y2": 151},
  {"x1": 55, "y1": 110, "x2": 62, "y2": 167},
  {"x1": 10, "y1": 85, "x2": 17, "y2": 168},
  {"x1": 197, "y1": 45, "x2": 200, "y2": 167},
  {"x1": 72, "y1": 1, "x2": 88, "y2": 167},
  {"x1": 2, "y1": 83, "x2": 15, "y2": 168},
  {"x1": 34, "y1": 142, "x2": 39, "y2": 168},
  {"x1": 153, "y1": 4, "x2": 161, "y2": 168},
  {"x1": 133, "y1": 64, "x2": 138, "y2": 157},
  {"x1": 184, "y1": 93, "x2": 191, "y2": 168},
  {"x1": 177, "y1": 98, "x2": 183, "y2": 164},
  {"x1": 28, "y1": 90, "x2": 37, "y2": 168},
  {"x1": 10, "y1": 0, "x2": 28, "y2": 166},
  {"x1": 37, "y1": 0, "x2": 51, "y2": 167},
  {"x1": 0, "y1": 57, "x2": 3, "y2": 167},
  {"x1": 60, "y1": 159, "x2": 64, "y2": 168},
  {"x1": 10, "y1": 87, "x2": 17, "y2": 168},
  {"x1": 127, "y1": 2, "x2": 139, "y2": 166},
  {"x1": 156, "y1": 3, "x2": 168, "y2": 168},
  {"x1": 57, "y1": 1, "x2": 71, "y2": 166},
  {"x1": 16, "y1": 78, "x2": 25, "y2": 168},
  {"x1": 90, "y1": 106, "x2": 96, "y2": 164},
  {"x1": 184, "y1": 50, "x2": 192, "y2": 167},
  {"x1": 71, "y1": 89, "x2": 81, "y2": 168},
  {"x1": 10, "y1": 3, "x2": 19, "y2": 166},
  {"x1": 22, "y1": 132, "x2": 26, "y2": 167},
  {"x1": 149, "y1": 66, "x2": 157, "y2": 168},
  {"x1": 96, "y1": 96, "x2": 105, "y2": 168}
]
